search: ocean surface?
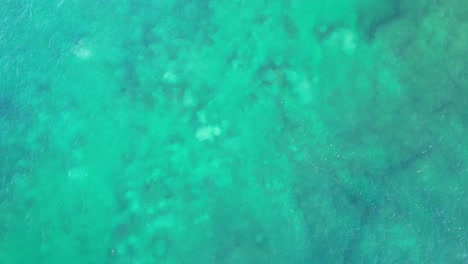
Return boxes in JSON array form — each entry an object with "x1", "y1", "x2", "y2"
[{"x1": 0, "y1": 1, "x2": 466, "y2": 263}]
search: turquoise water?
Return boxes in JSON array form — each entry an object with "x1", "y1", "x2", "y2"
[{"x1": 1, "y1": 1, "x2": 467, "y2": 263}]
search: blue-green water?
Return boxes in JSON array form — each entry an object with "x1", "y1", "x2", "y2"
[{"x1": 0, "y1": 1, "x2": 466, "y2": 263}]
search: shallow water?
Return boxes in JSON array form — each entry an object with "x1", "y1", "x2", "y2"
[{"x1": 0, "y1": 1, "x2": 467, "y2": 263}]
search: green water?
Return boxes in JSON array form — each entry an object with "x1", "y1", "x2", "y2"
[{"x1": 0, "y1": 1, "x2": 467, "y2": 263}]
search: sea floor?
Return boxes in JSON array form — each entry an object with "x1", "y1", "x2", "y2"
[{"x1": 0, "y1": 1, "x2": 467, "y2": 263}]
